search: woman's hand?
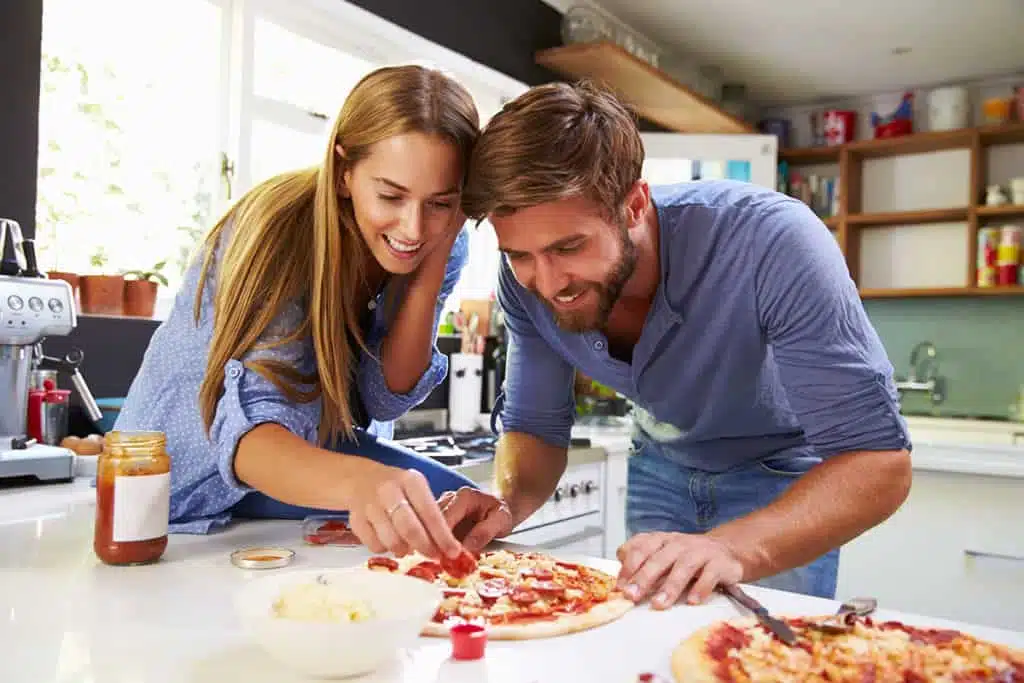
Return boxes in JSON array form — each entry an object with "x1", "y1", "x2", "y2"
[
  {"x1": 346, "y1": 460, "x2": 466, "y2": 560},
  {"x1": 413, "y1": 208, "x2": 465, "y2": 285}
]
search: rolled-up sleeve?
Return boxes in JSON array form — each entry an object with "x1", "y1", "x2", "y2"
[
  {"x1": 208, "y1": 303, "x2": 321, "y2": 493},
  {"x1": 358, "y1": 226, "x2": 470, "y2": 422},
  {"x1": 494, "y1": 258, "x2": 576, "y2": 448},
  {"x1": 753, "y1": 200, "x2": 912, "y2": 458}
]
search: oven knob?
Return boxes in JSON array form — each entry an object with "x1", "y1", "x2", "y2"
[
  {"x1": 583, "y1": 480, "x2": 597, "y2": 493},
  {"x1": 569, "y1": 484, "x2": 580, "y2": 498},
  {"x1": 553, "y1": 487, "x2": 564, "y2": 502}
]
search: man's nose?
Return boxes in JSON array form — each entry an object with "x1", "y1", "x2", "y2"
[{"x1": 534, "y1": 257, "x2": 569, "y2": 299}]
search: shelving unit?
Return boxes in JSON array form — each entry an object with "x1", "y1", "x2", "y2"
[
  {"x1": 535, "y1": 41, "x2": 753, "y2": 134},
  {"x1": 781, "y1": 122, "x2": 1024, "y2": 299}
]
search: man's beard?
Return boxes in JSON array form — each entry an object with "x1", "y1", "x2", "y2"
[{"x1": 539, "y1": 226, "x2": 637, "y2": 333}]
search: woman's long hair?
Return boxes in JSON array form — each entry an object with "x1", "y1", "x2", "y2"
[{"x1": 195, "y1": 65, "x2": 479, "y2": 444}]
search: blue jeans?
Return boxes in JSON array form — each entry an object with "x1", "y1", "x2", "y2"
[
  {"x1": 231, "y1": 428, "x2": 478, "y2": 519},
  {"x1": 626, "y1": 436, "x2": 840, "y2": 599}
]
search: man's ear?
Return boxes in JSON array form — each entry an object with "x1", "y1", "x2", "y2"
[{"x1": 623, "y1": 180, "x2": 651, "y2": 227}]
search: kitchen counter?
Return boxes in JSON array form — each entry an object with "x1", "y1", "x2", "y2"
[{"x1": 1, "y1": 479, "x2": 1022, "y2": 682}]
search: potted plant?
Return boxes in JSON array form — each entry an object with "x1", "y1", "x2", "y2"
[
  {"x1": 78, "y1": 247, "x2": 125, "y2": 315},
  {"x1": 122, "y1": 260, "x2": 168, "y2": 318}
]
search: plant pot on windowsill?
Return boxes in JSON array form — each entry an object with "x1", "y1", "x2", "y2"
[
  {"x1": 47, "y1": 271, "x2": 81, "y2": 310},
  {"x1": 122, "y1": 261, "x2": 168, "y2": 318},
  {"x1": 79, "y1": 274, "x2": 125, "y2": 315}
]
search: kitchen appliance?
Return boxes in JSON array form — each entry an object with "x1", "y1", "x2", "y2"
[{"x1": 0, "y1": 218, "x2": 85, "y2": 482}]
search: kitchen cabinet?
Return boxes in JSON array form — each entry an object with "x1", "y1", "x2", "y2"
[{"x1": 836, "y1": 457, "x2": 1024, "y2": 631}]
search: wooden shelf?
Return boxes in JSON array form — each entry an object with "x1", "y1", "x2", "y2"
[
  {"x1": 847, "y1": 207, "x2": 969, "y2": 227},
  {"x1": 535, "y1": 41, "x2": 752, "y2": 134},
  {"x1": 860, "y1": 287, "x2": 1024, "y2": 299},
  {"x1": 780, "y1": 122, "x2": 1024, "y2": 162},
  {"x1": 978, "y1": 122, "x2": 1024, "y2": 147},
  {"x1": 779, "y1": 146, "x2": 840, "y2": 165},
  {"x1": 975, "y1": 204, "x2": 1024, "y2": 219},
  {"x1": 845, "y1": 128, "x2": 974, "y2": 159}
]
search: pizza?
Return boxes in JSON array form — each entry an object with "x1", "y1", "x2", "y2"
[
  {"x1": 363, "y1": 548, "x2": 635, "y2": 640},
  {"x1": 671, "y1": 613, "x2": 1024, "y2": 682}
]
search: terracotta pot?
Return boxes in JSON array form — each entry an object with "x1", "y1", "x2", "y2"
[
  {"x1": 123, "y1": 279, "x2": 158, "y2": 318},
  {"x1": 79, "y1": 275, "x2": 125, "y2": 315},
  {"x1": 47, "y1": 271, "x2": 80, "y2": 310}
]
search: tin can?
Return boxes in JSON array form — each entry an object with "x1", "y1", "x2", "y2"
[{"x1": 977, "y1": 228, "x2": 1001, "y2": 287}]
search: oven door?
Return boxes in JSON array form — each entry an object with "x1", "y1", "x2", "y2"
[{"x1": 503, "y1": 511, "x2": 605, "y2": 557}]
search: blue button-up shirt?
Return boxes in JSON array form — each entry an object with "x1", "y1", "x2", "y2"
[
  {"x1": 496, "y1": 181, "x2": 910, "y2": 470},
  {"x1": 115, "y1": 224, "x2": 469, "y2": 533}
]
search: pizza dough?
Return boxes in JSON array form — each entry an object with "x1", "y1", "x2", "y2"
[
  {"x1": 364, "y1": 548, "x2": 635, "y2": 641},
  {"x1": 671, "y1": 614, "x2": 1024, "y2": 682}
]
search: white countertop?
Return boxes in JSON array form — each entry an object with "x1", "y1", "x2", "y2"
[{"x1": 1, "y1": 478, "x2": 1022, "y2": 682}]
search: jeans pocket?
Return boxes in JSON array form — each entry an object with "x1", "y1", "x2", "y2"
[{"x1": 757, "y1": 453, "x2": 823, "y2": 477}]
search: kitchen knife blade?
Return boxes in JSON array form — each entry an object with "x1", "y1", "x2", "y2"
[{"x1": 719, "y1": 584, "x2": 797, "y2": 645}]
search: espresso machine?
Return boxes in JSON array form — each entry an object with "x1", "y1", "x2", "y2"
[{"x1": 0, "y1": 217, "x2": 94, "y2": 482}]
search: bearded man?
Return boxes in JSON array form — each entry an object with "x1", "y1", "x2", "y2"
[{"x1": 439, "y1": 80, "x2": 912, "y2": 608}]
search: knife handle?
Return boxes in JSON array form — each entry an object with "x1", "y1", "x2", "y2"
[{"x1": 720, "y1": 584, "x2": 764, "y2": 614}]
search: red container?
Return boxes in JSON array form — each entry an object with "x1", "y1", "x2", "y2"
[{"x1": 824, "y1": 110, "x2": 857, "y2": 146}]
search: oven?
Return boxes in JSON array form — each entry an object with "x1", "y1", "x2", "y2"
[{"x1": 394, "y1": 430, "x2": 607, "y2": 557}]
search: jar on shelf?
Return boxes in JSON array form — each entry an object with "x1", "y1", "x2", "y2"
[
  {"x1": 94, "y1": 431, "x2": 171, "y2": 566},
  {"x1": 560, "y1": 5, "x2": 613, "y2": 45},
  {"x1": 720, "y1": 83, "x2": 749, "y2": 121}
]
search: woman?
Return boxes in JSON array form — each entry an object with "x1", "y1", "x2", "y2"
[{"x1": 115, "y1": 65, "x2": 480, "y2": 561}]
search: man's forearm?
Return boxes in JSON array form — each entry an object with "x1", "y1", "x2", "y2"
[
  {"x1": 494, "y1": 431, "x2": 568, "y2": 526},
  {"x1": 708, "y1": 450, "x2": 912, "y2": 582}
]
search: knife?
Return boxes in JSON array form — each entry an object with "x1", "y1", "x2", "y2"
[{"x1": 719, "y1": 584, "x2": 798, "y2": 645}]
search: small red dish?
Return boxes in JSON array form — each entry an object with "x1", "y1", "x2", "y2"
[{"x1": 450, "y1": 623, "x2": 487, "y2": 660}]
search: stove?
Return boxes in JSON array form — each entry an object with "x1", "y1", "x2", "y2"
[{"x1": 394, "y1": 432, "x2": 497, "y2": 466}]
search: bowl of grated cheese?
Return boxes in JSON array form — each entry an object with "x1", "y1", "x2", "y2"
[{"x1": 235, "y1": 567, "x2": 443, "y2": 678}]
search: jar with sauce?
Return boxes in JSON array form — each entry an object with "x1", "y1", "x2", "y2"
[{"x1": 93, "y1": 431, "x2": 171, "y2": 566}]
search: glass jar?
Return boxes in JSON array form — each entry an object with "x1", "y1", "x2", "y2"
[{"x1": 93, "y1": 431, "x2": 171, "y2": 566}]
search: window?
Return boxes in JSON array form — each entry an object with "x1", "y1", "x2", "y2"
[
  {"x1": 35, "y1": 0, "x2": 527, "y2": 318},
  {"x1": 36, "y1": 0, "x2": 225, "y2": 297}
]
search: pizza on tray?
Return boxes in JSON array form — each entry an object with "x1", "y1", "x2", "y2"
[
  {"x1": 672, "y1": 613, "x2": 1024, "y2": 682},
  {"x1": 364, "y1": 548, "x2": 635, "y2": 640}
]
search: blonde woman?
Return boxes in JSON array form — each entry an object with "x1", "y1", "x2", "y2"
[{"x1": 115, "y1": 65, "x2": 481, "y2": 561}]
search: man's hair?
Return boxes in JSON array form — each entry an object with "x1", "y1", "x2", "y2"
[{"x1": 462, "y1": 80, "x2": 644, "y2": 222}]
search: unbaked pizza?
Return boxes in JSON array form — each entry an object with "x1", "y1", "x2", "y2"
[
  {"x1": 672, "y1": 614, "x2": 1024, "y2": 682},
  {"x1": 364, "y1": 548, "x2": 634, "y2": 640}
]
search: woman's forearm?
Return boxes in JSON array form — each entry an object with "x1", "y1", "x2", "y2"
[
  {"x1": 378, "y1": 265, "x2": 446, "y2": 394},
  {"x1": 234, "y1": 423, "x2": 383, "y2": 509}
]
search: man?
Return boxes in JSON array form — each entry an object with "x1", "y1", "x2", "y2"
[{"x1": 439, "y1": 81, "x2": 912, "y2": 608}]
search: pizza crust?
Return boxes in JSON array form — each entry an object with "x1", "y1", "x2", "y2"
[
  {"x1": 670, "y1": 619, "x2": 756, "y2": 683},
  {"x1": 420, "y1": 593, "x2": 635, "y2": 640}
]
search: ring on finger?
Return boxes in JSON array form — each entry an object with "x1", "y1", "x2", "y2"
[{"x1": 386, "y1": 499, "x2": 412, "y2": 517}]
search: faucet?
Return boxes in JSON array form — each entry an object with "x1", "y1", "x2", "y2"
[{"x1": 896, "y1": 341, "x2": 946, "y2": 405}]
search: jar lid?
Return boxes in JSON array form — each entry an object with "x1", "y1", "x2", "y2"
[{"x1": 230, "y1": 546, "x2": 295, "y2": 570}]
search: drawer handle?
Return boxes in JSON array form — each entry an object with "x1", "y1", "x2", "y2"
[{"x1": 964, "y1": 549, "x2": 1024, "y2": 563}]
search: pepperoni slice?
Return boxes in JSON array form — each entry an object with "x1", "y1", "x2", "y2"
[
  {"x1": 520, "y1": 567, "x2": 554, "y2": 581},
  {"x1": 367, "y1": 556, "x2": 399, "y2": 571},
  {"x1": 318, "y1": 519, "x2": 349, "y2": 532},
  {"x1": 441, "y1": 549, "x2": 478, "y2": 579},
  {"x1": 510, "y1": 587, "x2": 540, "y2": 605},
  {"x1": 406, "y1": 563, "x2": 440, "y2": 582},
  {"x1": 476, "y1": 578, "x2": 510, "y2": 600}
]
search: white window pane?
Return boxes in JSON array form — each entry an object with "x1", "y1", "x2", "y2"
[
  {"x1": 254, "y1": 18, "x2": 377, "y2": 118},
  {"x1": 250, "y1": 119, "x2": 326, "y2": 185},
  {"x1": 36, "y1": 0, "x2": 223, "y2": 297}
]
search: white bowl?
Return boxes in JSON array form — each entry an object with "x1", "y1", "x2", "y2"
[{"x1": 234, "y1": 567, "x2": 442, "y2": 678}]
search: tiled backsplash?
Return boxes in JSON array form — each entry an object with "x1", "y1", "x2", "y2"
[{"x1": 864, "y1": 298, "x2": 1024, "y2": 420}]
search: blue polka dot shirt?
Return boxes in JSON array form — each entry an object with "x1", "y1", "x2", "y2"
[{"x1": 114, "y1": 225, "x2": 469, "y2": 534}]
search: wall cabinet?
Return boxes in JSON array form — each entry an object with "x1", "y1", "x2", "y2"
[{"x1": 836, "y1": 458, "x2": 1024, "y2": 631}]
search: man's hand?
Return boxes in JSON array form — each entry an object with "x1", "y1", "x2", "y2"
[
  {"x1": 438, "y1": 487, "x2": 516, "y2": 553},
  {"x1": 616, "y1": 532, "x2": 744, "y2": 609}
]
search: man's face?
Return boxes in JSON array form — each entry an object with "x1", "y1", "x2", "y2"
[{"x1": 491, "y1": 195, "x2": 637, "y2": 332}]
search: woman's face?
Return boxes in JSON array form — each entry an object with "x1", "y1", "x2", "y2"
[{"x1": 342, "y1": 132, "x2": 463, "y2": 275}]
